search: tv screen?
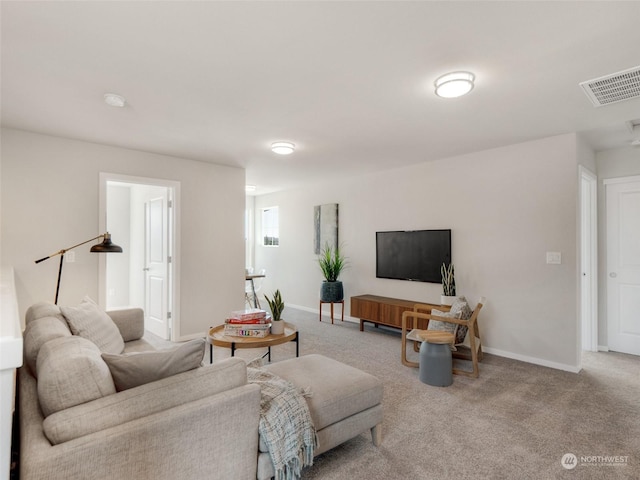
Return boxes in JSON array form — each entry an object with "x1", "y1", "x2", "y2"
[{"x1": 376, "y1": 229, "x2": 451, "y2": 283}]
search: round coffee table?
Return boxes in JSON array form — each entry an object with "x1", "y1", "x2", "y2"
[{"x1": 207, "y1": 322, "x2": 299, "y2": 363}]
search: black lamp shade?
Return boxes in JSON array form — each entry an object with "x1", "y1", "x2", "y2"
[{"x1": 90, "y1": 233, "x2": 123, "y2": 253}]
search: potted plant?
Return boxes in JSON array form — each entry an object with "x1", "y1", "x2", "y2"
[
  {"x1": 440, "y1": 262, "x2": 457, "y2": 306},
  {"x1": 318, "y1": 243, "x2": 347, "y2": 302},
  {"x1": 264, "y1": 289, "x2": 285, "y2": 335}
]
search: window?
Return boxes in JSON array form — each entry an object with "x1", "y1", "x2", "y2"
[{"x1": 262, "y1": 207, "x2": 279, "y2": 246}]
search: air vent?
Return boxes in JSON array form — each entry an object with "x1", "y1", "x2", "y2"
[{"x1": 580, "y1": 66, "x2": 640, "y2": 107}]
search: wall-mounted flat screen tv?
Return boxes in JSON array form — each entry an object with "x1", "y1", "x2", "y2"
[{"x1": 376, "y1": 229, "x2": 451, "y2": 283}]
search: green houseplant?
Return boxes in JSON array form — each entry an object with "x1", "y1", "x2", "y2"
[
  {"x1": 440, "y1": 262, "x2": 456, "y2": 306},
  {"x1": 264, "y1": 289, "x2": 285, "y2": 334},
  {"x1": 318, "y1": 243, "x2": 347, "y2": 302}
]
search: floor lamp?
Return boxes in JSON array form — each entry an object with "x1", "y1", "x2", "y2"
[{"x1": 35, "y1": 232, "x2": 123, "y2": 305}]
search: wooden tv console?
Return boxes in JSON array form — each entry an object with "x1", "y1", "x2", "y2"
[{"x1": 350, "y1": 294, "x2": 440, "y2": 331}]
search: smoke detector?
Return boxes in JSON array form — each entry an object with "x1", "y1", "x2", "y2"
[{"x1": 579, "y1": 66, "x2": 640, "y2": 107}]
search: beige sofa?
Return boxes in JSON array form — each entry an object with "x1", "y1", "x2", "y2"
[{"x1": 19, "y1": 302, "x2": 383, "y2": 480}]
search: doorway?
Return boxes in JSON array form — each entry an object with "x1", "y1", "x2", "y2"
[
  {"x1": 580, "y1": 167, "x2": 598, "y2": 352},
  {"x1": 98, "y1": 173, "x2": 180, "y2": 341},
  {"x1": 604, "y1": 175, "x2": 640, "y2": 356}
]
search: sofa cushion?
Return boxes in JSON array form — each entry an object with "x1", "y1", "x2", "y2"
[
  {"x1": 37, "y1": 336, "x2": 116, "y2": 417},
  {"x1": 106, "y1": 308, "x2": 145, "y2": 342},
  {"x1": 43, "y1": 357, "x2": 248, "y2": 444},
  {"x1": 102, "y1": 338, "x2": 205, "y2": 391},
  {"x1": 263, "y1": 354, "x2": 383, "y2": 431},
  {"x1": 60, "y1": 296, "x2": 124, "y2": 354},
  {"x1": 25, "y1": 301, "x2": 66, "y2": 325},
  {"x1": 23, "y1": 316, "x2": 72, "y2": 376}
]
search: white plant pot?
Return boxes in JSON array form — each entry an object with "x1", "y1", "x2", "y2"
[
  {"x1": 440, "y1": 295, "x2": 457, "y2": 306},
  {"x1": 270, "y1": 320, "x2": 285, "y2": 335}
]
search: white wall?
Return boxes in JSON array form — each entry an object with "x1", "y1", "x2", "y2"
[
  {"x1": 106, "y1": 183, "x2": 131, "y2": 308},
  {"x1": 596, "y1": 146, "x2": 640, "y2": 348},
  {"x1": 255, "y1": 134, "x2": 582, "y2": 371},
  {"x1": 0, "y1": 128, "x2": 246, "y2": 338}
]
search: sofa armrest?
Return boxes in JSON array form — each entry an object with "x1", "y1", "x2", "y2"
[
  {"x1": 23, "y1": 383, "x2": 261, "y2": 480},
  {"x1": 106, "y1": 308, "x2": 144, "y2": 341},
  {"x1": 42, "y1": 357, "x2": 248, "y2": 444}
]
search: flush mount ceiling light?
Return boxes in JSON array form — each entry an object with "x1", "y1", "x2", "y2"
[
  {"x1": 271, "y1": 142, "x2": 295, "y2": 155},
  {"x1": 434, "y1": 71, "x2": 475, "y2": 98},
  {"x1": 104, "y1": 93, "x2": 126, "y2": 107}
]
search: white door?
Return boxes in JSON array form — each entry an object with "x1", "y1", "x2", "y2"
[
  {"x1": 145, "y1": 196, "x2": 170, "y2": 339},
  {"x1": 606, "y1": 177, "x2": 640, "y2": 356}
]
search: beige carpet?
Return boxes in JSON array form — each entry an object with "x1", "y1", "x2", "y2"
[{"x1": 206, "y1": 307, "x2": 640, "y2": 480}]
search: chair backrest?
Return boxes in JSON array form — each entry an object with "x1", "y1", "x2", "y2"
[{"x1": 253, "y1": 269, "x2": 266, "y2": 293}]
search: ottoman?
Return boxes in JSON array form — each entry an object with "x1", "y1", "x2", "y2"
[{"x1": 257, "y1": 354, "x2": 383, "y2": 480}]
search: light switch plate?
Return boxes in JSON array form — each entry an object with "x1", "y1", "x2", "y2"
[
  {"x1": 546, "y1": 252, "x2": 561, "y2": 264},
  {"x1": 66, "y1": 251, "x2": 75, "y2": 263}
]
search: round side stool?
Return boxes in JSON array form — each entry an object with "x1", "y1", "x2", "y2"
[{"x1": 418, "y1": 331, "x2": 454, "y2": 387}]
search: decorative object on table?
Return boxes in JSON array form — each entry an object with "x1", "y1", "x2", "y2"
[
  {"x1": 318, "y1": 242, "x2": 348, "y2": 303},
  {"x1": 313, "y1": 203, "x2": 338, "y2": 254},
  {"x1": 264, "y1": 289, "x2": 285, "y2": 335},
  {"x1": 34, "y1": 232, "x2": 123, "y2": 304},
  {"x1": 440, "y1": 262, "x2": 457, "y2": 306}
]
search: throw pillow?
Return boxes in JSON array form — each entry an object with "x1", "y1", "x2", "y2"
[
  {"x1": 37, "y1": 336, "x2": 116, "y2": 417},
  {"x1": 102, "y1": 338, "x2": 205, "y2": 391},
  {"x1": 426, "y1": 308, "x2": 460, "y2": 335},
  {"x1": 450, "y1": 296, "x2": 473, "y2": 344},
  {"x1": 60, "y1": 296, "x2": 124, "y2": 354}
]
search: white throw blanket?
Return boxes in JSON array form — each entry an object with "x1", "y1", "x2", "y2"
[{"x1": 247, "y1": 367, "x2": 317, "y2": 480}]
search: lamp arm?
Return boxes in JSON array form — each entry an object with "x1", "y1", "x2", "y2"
[{"x1": 34, "y1": 233, "x2": 108, "y2": 264}]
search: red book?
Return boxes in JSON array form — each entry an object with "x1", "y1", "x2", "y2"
[{"x1": 226, "y1": 318, "x2": 268, "y2": 324}]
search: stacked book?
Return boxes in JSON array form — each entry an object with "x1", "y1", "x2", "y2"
[{"x1": 223, "y1": 309, "x2": 271, "y2": 337}]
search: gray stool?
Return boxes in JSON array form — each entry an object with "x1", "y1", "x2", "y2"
[{"x1": 418, "y1": 332, "x2": 453, "y2": 387}]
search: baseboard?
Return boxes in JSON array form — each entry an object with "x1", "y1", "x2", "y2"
[{"x1": 482, "y1": 346, "x2": 582, "y2": 373}]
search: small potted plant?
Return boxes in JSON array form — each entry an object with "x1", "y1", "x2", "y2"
[
  {"x1": 440, "y1": 263, "x2": 457, "y2": 306},
  {"x1": 264, "y1": 289, "x2": 285, "y2": 335},
  {"x1": 318, "y1": 243, "x2": 348, "y2": 302}
]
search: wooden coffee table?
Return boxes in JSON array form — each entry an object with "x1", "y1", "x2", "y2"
[{"x1": 207, "y1": 322, "x2": 299, "y2": 363}]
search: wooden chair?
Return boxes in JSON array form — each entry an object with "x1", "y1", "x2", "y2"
[{"x1": 401, "y1": 298, "x2": 485, "y2": 378}]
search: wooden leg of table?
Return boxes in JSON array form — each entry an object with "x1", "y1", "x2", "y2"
[
  {"x1": 360, "y1": 319, "x2": 364, "y2": 331},
  {"x1": 295, "y1": 332, "x2": 299, "y2": 357},
  {"x1": 231, "y1": 343, "x2": 236, "y2": 357},
  {"x1": 268, "y1": 346, "x2": 271, "y2": 362},
  {"x1": 209, "y1": 344, "x2": 213, "y2": 364}
]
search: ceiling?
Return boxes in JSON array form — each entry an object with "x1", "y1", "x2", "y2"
[{"x1": 2, "y1": 1, "x2": 640, "y2": 195}]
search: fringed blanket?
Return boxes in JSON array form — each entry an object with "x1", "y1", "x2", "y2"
[{"x1": 247, "y1": 366, "x2": 317, "y2": 480}]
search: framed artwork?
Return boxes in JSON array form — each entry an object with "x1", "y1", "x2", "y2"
[{"x1": 314, "y1": 203, "x2": 338, "y2": 254}]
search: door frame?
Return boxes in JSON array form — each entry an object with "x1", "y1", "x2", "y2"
[
  {"x1": 579, "y1": 166, "x2": 598, "y2": 352},
  {"x1": 98, "y1": 172, "x2": 181, "y2": 341}
]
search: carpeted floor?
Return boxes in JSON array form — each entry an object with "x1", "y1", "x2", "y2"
[{"x1": 209, "y1": 307, "x2": 640, "y2": 480}]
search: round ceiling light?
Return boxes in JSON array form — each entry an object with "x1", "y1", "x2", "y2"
[
  {"x1": 434, "y1": 72, "x2": 475, "y2": 98},
  {"x1": 104, "y1": 93, "x2": 126, "y2": 107},
  {"x1": 271, "y1": 142, "x2": 295, "y2": 155}
]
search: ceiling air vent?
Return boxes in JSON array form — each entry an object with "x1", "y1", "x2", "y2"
[{"x1": 580, "y1": 66, "x2": 640, "y2": 107}]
